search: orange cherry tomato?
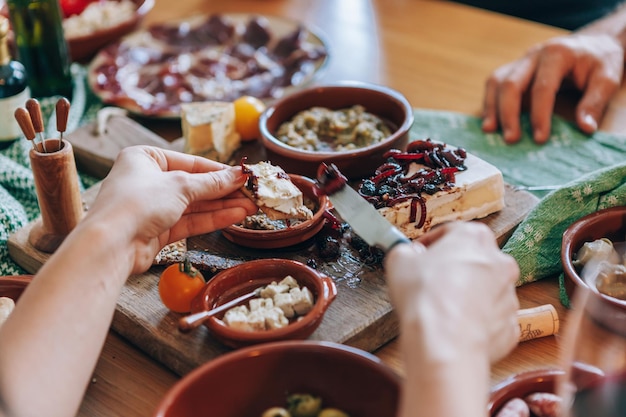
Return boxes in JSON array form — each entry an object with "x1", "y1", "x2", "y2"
[
  {"x1": 233, "y1": 95, "x2": 266, "y2": 142},
  {"x1": 158, "y1": 260, "x2": 205, "y2": 313}
]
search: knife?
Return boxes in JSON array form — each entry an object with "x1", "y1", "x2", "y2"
[{"x1": 316, "y1": 163, "x2": 411, "y2": 252}]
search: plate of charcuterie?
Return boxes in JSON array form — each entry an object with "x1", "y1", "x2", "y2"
[{"x1": 87, "y1": 13, "x2": 329, "y2": 118}]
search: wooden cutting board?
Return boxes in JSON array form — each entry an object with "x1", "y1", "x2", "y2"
[{"x1": 7, "y1": 117, "x2": 539, "y2": 377}]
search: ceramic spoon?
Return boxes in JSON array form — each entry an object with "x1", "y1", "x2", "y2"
[{"x1": 178, "y1": 287, "x2": 264, "y2": 332}]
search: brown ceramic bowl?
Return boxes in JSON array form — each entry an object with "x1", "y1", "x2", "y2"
[
  {"x1": 0, "y1": 275, "x2": 32, "y2": 301},
  {"x1": 488, "y1": 367, "x2": 607, "y2": 416},
  {"x1": 259, "y1": 81, "x2": 413, "y2": 180},
  {"x1": 189, "y1": 258, "x2": 337, "y2": 348},
  {"x1": 488, "y1": 369, "x2": 563, "y2": 416},
  {"x1": 66, "y1": 0, "x2": 154, "y2": 62},
  {"x1": 152, "y1": 340, "x2": 401, "y2": 417},
  {"x1": 561, "y1": 206, "x2": 626, "y2": 307},
  {"x1": 221, "y1": 174, "x2": 331, "y2": 249}
]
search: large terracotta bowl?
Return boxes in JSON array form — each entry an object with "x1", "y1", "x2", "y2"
[
  {"x1": 259, "y1": 81, "x2": 413, "y2": 180},
  {"x1": 152, "y1": 340, "x2": 401, "y2": 417},
  {"x1": 189, "y1": 258, "x2": 337, "y2": 348},
  {"x1": 66, "y1": 0, "x2": 154, "y2": 62},
  {"x1": 221, "y1": 174, "x2": 331, "y2": 249},
  {"x1": 561, "y1": 206, "x2": 626, "y2": 308}
]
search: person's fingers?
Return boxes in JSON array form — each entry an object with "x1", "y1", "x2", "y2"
[
  {"x1": 575, "y1": 66, "x2": 622, "y2": 134},
  {"x1": 482, "y1": 74, "x2": 500, "y2": 133},
  {"x1": 494, "y1": 57, "x2": 538, "y2": 143},
  {"x1": 184, "y1": 197, "x2": 257, "y2": 216},
  {"x1": 529, "y1": 48, "x2": 573, "y2": 144},
  {"x1": 176, "y1": 166, "x2": 248, "y2": 202},
  {"x1": 138, "y1": 145, "x2": 231, "y2": 173},
  {"x1": 169, "y1": 207, "x2": 254, "y2": 242}
]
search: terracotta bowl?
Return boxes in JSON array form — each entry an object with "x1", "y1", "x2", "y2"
[
  {"x1": 222, "y1": 174, "x2": 330, "y2": 249},
  {"x1": 0, "y1": 275, "x2": 32, "y2": 301},
  {"x1": 152, "y1": 340, "x2": 401, "y2": 417},
  {"x1": 259, "y1": 81, "x2": 414, "y2": 180},
  {"x1": 66, "y1": 0, "x2": 154, "y2": 62},
  {"x1": 189, "y1": 258, "x2": 337, "y2": 348},
  {"x1": 488, "y1": 366, "x2": 608, "y2": 416},
  {"x1": 561, "y1": 206, "x2": 626, "y2": 308},
  {"x1": 488, "y1": 369, "x2": 563, "y2": 416}
]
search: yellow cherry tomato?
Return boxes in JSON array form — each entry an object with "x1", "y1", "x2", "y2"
[
  {"x1": 158, "y1": 259, "x2": 205, "y2": 313},
  {"x1": 233, "y1": 95, "x2": 266, "y2": 141}
]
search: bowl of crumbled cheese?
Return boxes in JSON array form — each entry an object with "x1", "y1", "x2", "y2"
[
  {"x1": 189, "y1": 258, "x2": 337, "y2": 348},
  {"x1": 0, "y1": 275, "x2": 32, "y2": 329},
  {"x1": 64, "y1": 0, "x2": 154, "y2": 62}
]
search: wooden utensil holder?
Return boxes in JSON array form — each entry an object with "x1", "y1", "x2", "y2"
[{"x1": 29, "y1": 139, "x2": 84, "y2": 253}]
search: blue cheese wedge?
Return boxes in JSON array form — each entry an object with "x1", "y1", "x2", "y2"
[
  {"x1": 378, "y1": 151, "x2": 505, "y2": 239},
  {"x1": 181, "y1": 101, "x2": 241, "y2": 163}
]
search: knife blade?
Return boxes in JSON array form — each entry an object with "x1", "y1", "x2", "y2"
[{"x1": 315, "y1": 162, "x2": 411, "y2": 252}]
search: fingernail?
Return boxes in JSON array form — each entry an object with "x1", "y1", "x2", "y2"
[
  {"x1": 503, "y1": 128, "x2": 514, "y2": 142},
  {"x1": 533, "y1": 129, "x2": 546, "y2": 143},
  {"x1": 583, "y1": 113, "x2": 597, "y2": 131}
]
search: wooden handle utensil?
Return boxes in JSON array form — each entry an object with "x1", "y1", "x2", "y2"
[
  {"x1": 14, "y1": 107, "x2": 36, "y2": 149},
  {"x1": 26, "y1": 98, "x2": 46, "y2": 152},
  {"x1": 56, "y1": 97, "x2": 70, "y2": 151}
]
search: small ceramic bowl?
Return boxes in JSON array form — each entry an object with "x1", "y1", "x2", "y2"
[
  {"x1": 0, "y1": 275, "x2": 31, "y2": 300},
  {"x1": 488, "y1": 369, "x2": 563, "y2": 416},
  {"x1": 561, "y1": 206, "x2": 626, "y2": 306},
  {"x1": 259, "y1": 81, "x2": 414, "y2": 180},
  {"x1": 189, "y1": 258, "x2": 337, "y2": 348},
  {"x1": 488, "y1": 366, "x2": 608, "y2": 416},
  {"x1": 152, "y1": 340, "x2": 401, "y2": 417},
  {"x1": 221, "y1": 174, "x2": 331, "y2": 249},
  {"x1": 66, "y1": 0, "x2": 154, "y2": 62}
]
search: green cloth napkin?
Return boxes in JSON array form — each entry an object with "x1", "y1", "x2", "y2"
[{"x1": 0, "y1": 64, "x2": 102, "y2": 275}]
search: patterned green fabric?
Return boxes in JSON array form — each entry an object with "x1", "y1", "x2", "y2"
[{"x1": 0, "y1": 64, "x2": 102, "y2": 275}]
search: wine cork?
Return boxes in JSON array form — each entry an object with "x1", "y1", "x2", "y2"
[{"x1": 517, "y1": 304, "x2": 559, "y2": 342}]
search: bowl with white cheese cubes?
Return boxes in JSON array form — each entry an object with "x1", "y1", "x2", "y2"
[{"x1": 189, "y1": 258, "x2": 337, "y2": 348}]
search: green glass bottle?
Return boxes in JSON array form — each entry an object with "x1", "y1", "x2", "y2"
[
  {"x1": 6, "y1": 0, "x2": 73, "y2": 98},
  {"x1": 0, "y1": 15, "x2": 30, "y2": 148}
]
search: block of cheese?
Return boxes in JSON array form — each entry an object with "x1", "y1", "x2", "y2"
[
  {"x1": 181, "y1": 101, "x2": 241, "y2": 163},
  {"x1": 378, "y1": 151, "x2": 504, "y2": 239}
]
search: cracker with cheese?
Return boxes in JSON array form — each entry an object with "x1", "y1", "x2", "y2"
[
  {"x1": 241, "y1": 161, "x2": 313, "y2": 221},
  {"x1": 181, "y1": 101, "x2": 241, "y2": 163}
]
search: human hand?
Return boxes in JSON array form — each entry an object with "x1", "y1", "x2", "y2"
[
  {"x1": 87, "y1": 146, "x2": 258, "y2": 274},
  {"x1": 384, "y1": 221, "x2": 520, "y2": 364},
  {"x1": 482, "y1": 33, "x2": 624, "y2": 144}
]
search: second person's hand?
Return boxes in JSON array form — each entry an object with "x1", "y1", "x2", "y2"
[{"x1": 482, "y1": 33, "x2": 624, "y2": 144}]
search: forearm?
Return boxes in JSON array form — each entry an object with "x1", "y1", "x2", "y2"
[
  {"x1": 0, "y1": 213, "x2": 136, "y2": 417},
  {"x1": 396, "y1": 308, "x2": 490, "y2": 417}
]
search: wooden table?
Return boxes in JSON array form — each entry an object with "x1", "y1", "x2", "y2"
[{"x1": 75, "y1": 1, "x2": 624, "y2": 415}]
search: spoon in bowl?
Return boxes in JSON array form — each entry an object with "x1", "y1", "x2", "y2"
[{"x1": 178, "y1": 287, "x2": 264, "y2": 332}]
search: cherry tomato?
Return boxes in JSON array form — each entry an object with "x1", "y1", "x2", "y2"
[
  {"x1": 60, "y1": 0, "x2": 94, "y2": 17},
  {"x1": 233, "y1": 95, "x2": 266, "y2": 142},
  {"x1": 158, "y1": 259, "x2": 205, "y2": 313}
]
